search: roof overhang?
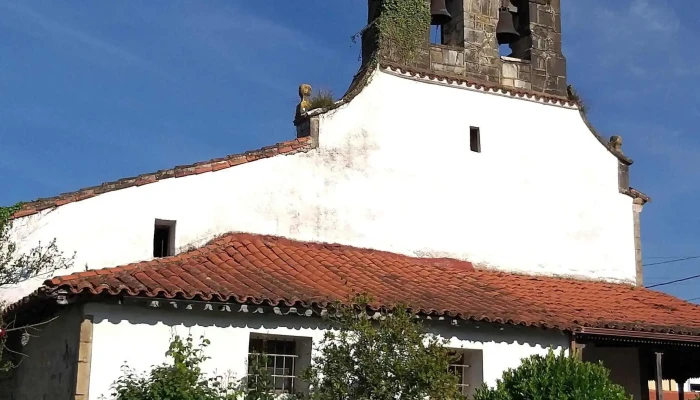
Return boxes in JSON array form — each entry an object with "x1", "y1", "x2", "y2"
[{"x1": 576, "y1": 327, "x2": 700, "y2": 347}]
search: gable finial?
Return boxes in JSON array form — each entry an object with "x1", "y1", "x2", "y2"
[{"x1": 297, "y1": 84, "x2": 312, "y2": 117}]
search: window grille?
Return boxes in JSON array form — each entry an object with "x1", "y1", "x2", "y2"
[
  {"x1": 248, "y1": 338, "x2": 299, "y2": 394},
  {"x1": 448, "y1": 351, "x2": 471, "y2": 395}
]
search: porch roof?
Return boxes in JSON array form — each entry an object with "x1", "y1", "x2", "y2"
[{"x1": 31, "y1": 233, "x2": 700, "y2": 336}]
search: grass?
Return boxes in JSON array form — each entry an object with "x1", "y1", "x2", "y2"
[{"x1": 308, "y1": 88, "x2": 336, "y2": 110}]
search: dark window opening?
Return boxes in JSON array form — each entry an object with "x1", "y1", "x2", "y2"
[
  {"x1": 691, "y1": 383, "x2": 700, "y2": 392},
  {"x1": 470, "y1": 126, "x2": 481, "y2": 153},
  {"x1": 153, "y1": 219, "x2": 175, "y2": 258}
]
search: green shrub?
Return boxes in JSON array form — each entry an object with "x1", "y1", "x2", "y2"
[{"x1": 473, "y1": 349, "x2": 631, "y2": 400}]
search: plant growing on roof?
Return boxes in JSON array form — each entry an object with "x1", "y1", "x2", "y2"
[
  {"x1": 0, "y1": 203, "x2": 75, "y2": 370},
  {"x1": 472, "y1": 349, "x2": 631, "y2": 400},
  {"x1": 307, "y1": 88, "x2": 336, "y2": 110}
]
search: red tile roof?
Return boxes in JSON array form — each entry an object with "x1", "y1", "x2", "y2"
[
  {"x1": 43, "y1": 233, "x2": 700, "y2": 335},
  {"x1": 11, "y1": 137, "x2": 313, "y2": 219}
]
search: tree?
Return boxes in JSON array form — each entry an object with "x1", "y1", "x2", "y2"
[
  {"x1": 473, "y1": 349, "x2": 631, "y2": 400},
  {"x1": 0, "y1": 203, "x2": 75, "y2": 368},
  {"x1": 301, "y1": 295, "x2": 465, "y2": 400}
]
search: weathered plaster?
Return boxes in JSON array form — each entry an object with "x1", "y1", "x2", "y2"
[
  {"x1": 84, "y1": 303, "x2": 569, "y2": 400},
  {"x1": 2, "y1": 68, "x2": 636, "y2": 304},
  {"x1": 7, "y1": 307, "x2": 82, "y2": 400}
]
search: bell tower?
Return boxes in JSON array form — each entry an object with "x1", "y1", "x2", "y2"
[{"x1": 361, "y1": 0, "x2": 568, "y2": 96}]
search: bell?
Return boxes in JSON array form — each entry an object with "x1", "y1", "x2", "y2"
[
  {"x1": 430, "y1": 0, "x2": 452, "y2": 26},
  {"x1": 496, "y1": 8, "x2": 520, "y2": 44}
]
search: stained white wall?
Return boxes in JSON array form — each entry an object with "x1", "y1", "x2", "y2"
[
  {"x1": 2, "y1": 67, "x2": 636, "y2": 304},
  {"x1": 84, "y1": 303, "x2": 569, "y2": 400}
]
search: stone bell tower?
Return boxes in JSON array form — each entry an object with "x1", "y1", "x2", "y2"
[{"x1": 361, "y1": 0, "x2": 568, "y2": 96}]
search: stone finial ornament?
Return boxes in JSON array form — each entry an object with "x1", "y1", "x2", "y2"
[
  {"x1": 296, "y1": 84, "x2": 312, "y2": 117},
  {"x1": 609, "y1": 136, "x2": 623, "y2": 153}
]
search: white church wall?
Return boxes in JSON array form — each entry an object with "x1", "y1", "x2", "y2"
[{"x1": 3, "y1": 68, "x2": 636, "y2": 305}]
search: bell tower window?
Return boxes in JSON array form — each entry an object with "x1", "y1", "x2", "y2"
[
  {"x1": 497, "y1": 0, "x2": 532, "y2": 60},
  {"x1": 429, "y1": 0, "x2": 463, "y2": 48}
]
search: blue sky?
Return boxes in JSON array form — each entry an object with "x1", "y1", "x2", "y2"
[{"x1": 1, "y1": 1, "x2": 699, "y2": 299}]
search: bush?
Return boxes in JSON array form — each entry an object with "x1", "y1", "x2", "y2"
[
  {"x1": 473, "y1": 349, "x2": 631, "y2": 400},
  {"x1": 108, "y1": 334, "x2": 297, "y2": 400}
]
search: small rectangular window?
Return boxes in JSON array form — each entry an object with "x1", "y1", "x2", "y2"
[
  {"x1": 448, "y1": 349, "x2": 483, "y2": 397},
  {"x1": 470, "y1": 126, "x2": 481, "y2": 153},
  {"x1": 153, "y1": 219, "x2": 176, "y2": 258},
  {"x1": 248, "y1": 336, "x2": 304, "y2": 395}
]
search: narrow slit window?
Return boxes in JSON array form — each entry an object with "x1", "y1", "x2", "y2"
[
  {"x1": 470, "y1": 126, "x2": 481, "y2": 153},
  {"x1": 153, "y1": 219, "x2": 176, "y2": 258}
]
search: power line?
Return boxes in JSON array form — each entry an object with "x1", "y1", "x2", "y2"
[
  {"x1": 646, "y1": 274, "x2": 700, "y2": 289},
  {"x1": 647, "y1": 256, "x2": 700, "y2": 259},
  {"x1": 643, "y1": 255, "x2": 700, "y2": 267},
  {"x1": 687, "y1": 297, "x2": 700, "y2": 302}
]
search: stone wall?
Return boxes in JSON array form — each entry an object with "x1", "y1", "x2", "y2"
[{"x1": 528, "y1": 0, "x2": 567, "y2": 94}]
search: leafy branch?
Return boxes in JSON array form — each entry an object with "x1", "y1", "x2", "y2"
[{"x1": 0, "y1": 203, "x2": 76, "y2": 287}]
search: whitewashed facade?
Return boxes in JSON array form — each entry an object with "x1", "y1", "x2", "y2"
[
  {"x1": 82, "y1": 302, "x2": 569, "y2": 399},
  {"x1": 3, "y1": 67, "x2": 638, "y2": 307}
]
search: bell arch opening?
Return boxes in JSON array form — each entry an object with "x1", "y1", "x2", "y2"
[
  {"x1": 497, "y1": 0, "x2": 532, "y2": 61},
  {"x1": 429, "y1": 0, "x2": 464, "y2": 48}
]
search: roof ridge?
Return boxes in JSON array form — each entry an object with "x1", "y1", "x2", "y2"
[{"x1": 11, "y1": 136, "x2": 313, "y2": 220}]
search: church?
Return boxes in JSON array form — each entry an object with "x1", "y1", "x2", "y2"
[{"x1": 2, "y1": 1, "x2": 700, "y2": 399}]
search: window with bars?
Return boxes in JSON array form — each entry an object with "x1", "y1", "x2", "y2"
[
  {"x1": 447, "y1": 349, "x2": 483, "y2": 397},
  {"x1": 448, "y1": 351, "x2": 471, "y2": 395},
  {"x1": 248, "y1": 337, "x2": 300, "y2": 394}
]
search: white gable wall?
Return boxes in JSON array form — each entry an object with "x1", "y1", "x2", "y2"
[
  {"x1": 2, "y1": 68, "x2": 635, "y2": 304},
  {"x1": 84, "y1": 303, "x2": 570, "y2": 400}
]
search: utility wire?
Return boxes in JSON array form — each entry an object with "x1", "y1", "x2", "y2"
[
  {"x1": 643, "y1": 255, "x2": 700, "y2": 267},
  {"x1": 687, "y1": 297, "x2": 700, "y2": 302},
  {"x1": 646, "y1": 274, "x2": 700, "y2": 289}
]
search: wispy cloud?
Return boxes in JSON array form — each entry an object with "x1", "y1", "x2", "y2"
[
  {"x1": 564, "y1": 0, "x2": 694, "y2": 80},
  {"x1": 179, "y1": 4, "x2": 337, "y2": 94},
  {"x1": 563, "y1": 0, "x2": 700, "y2": 205},
  {"x1": 0, "y1": 1, "x2": 170, "y2": 78}
]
